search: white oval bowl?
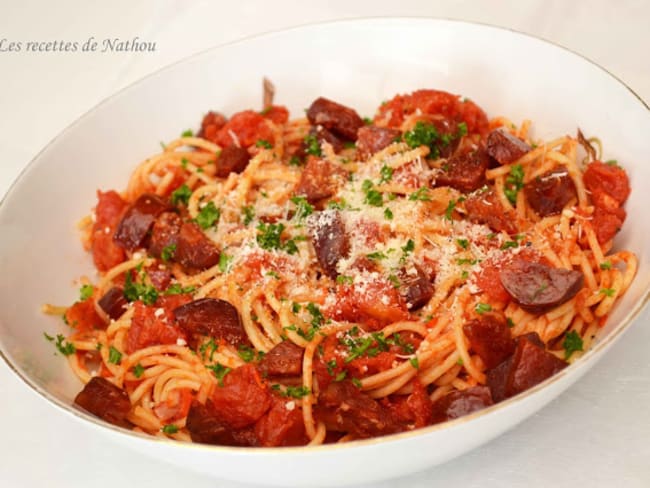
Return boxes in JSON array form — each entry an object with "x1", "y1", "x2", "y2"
[{"x1": 0, "y1": 18, "x2": 648, "y2": 487}]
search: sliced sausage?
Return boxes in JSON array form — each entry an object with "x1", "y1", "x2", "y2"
[
  {"x1": 307, "y1": 210, "x2": 350, "y2": 278},
  {"x1": 500, "y1": 260, "x2": 583, "y2": 315},
  {"x1": 486, "y1": 128, "x2": 531, "y2": 165},
  {"x1": 435, "y1": 147, "x2": 489, "y2": 192},
  {"x1": 74, "y1": 377, "x2": 131, "y2": 428},
  {"x1": 306, "y1": 97, "x2": 364, "y2": 140},
  {"x1": 148, "y1": 212, "x2": 181, "y2": 259},
  {"x1": 524, "y1": 168, "x2": 577, "y2": 217},
  {"x1": 487, "y1": 332, "x2": 567, "y2": 402},
  {"x1": 114, "y1": 194, "x2": 170, "y2": 251},
  {"x1": 462, "y1": 313, "x2": 515, "y2": 369},
  {"x1": 216, "y1": 145, "x2": 250, "y2": 177},
  {"x1": 430, "y1": 386, "x2": 493, "y2": 424},
  {"x1": 97, "y1": 287, "x2": 128, "y2": 321},
  {"x1": 175, "y1": 222, "x2": 220, "y2": 271},
  {"x1": 173, "y1": 297, "x2": 248, "y2": 348},
  {"x1": 464, "y1": 188, "x2": 518, "y2": 234},
  {"x1": 356, "y1": 126, "x2": 401, "y2": 160},
  {"x1": 257, "y1": 341, "x2": 304, "y2": 377},
  {"x1": 397, "y1": 264, "x2": 434, "y2": 310},
  {"x1": 315, "y1": 380, "x2": 400, "y2": 438},
  {"x1": 186, "y1": 400, "x2": 258, "y2": 446},
  {"x1": 307, "y1": 125, "x2": 344, "y2": 153},
  {"x1": 295, "y1": 156, "x2": 348, "y2": 204}
]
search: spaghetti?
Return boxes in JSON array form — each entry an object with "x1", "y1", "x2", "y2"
[{"x1": 45, "y1": 86, "x2": 636, "y2": 446}]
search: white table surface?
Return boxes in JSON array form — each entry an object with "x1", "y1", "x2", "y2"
[{"x1": 1, "y1": 1, "x2": 648, "y2": 487}]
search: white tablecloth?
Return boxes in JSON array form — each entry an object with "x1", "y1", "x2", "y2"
[{"x1": 1, "y1": 1, "x2": 648, "y2": 487}]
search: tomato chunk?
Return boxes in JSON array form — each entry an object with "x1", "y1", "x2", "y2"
[{"x1": 125, "y1": 295, "x2": 191, "y2": 353}]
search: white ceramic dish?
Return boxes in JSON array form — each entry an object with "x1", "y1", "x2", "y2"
[{"x1": 0, "y1": 18, "x2": 648, "y2": 487}]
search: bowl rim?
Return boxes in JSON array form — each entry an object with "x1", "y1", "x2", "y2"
[{"x1": 1, "y1": 15, "x2": 649, "y2": 455}]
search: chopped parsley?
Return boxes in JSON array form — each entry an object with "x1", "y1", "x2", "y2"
[
  {"x1": 504, "y1": 164, "x2": 525, "y2": 205},
  {"x1": 170, "y1": 184, "x2": 192, "y2": 206},
  {"x1": 290, "y1": 196, "x2": 314, "y2": 221},
  {"x1": 363, "y1": 116, "x2": 373, "y2": 125},
  {"x1": 306, "y1": 302, "x2": 324, "y2": 329},
  {"x1": 195, "y1": 201, "x2": 220, "y2": 229},
  {"x1": 289, "y1": 156, "x2": 302, "y2": 166},
  {"x1": 304, "y1": 134, "x2": 322, "y2": 156},
  {"x1": 500, "y1": 240, "x2": 519, "y2": 250},
  {"x1": 599, "y1": 261, "x2": 612, "y2": 270},
  {"x1": 160, "y1": 244, "x2": 176, "y2": 263},
  {"x1": 181, "y1": 129, "x2": 193, "y2": 138},
  {"x1": 384, "y1": 207, "x2": 394, "y2": 220},
  {"x1": 400, "y1": 239, "x2": 415, "y2": 263},
  {"x1": 108, "y1": 346, "x2": 122, "y2": 365},
  {"x1": 282, "y1": 386, "x2": 311, "y2": 399},
  {"x1": 79, "y1": 284, "x2": 94, "y2": 301},
  {"x1": 404, "y1": 121, "x2": 441, "y2": 158},
  {"x1": 165, "y1": 283, "x2": 196, "y2": 295},
  {"x1": 255, "y1": 139, "x2": 273, "y2": 149},
  {"x1": 218, "y1": 253, "x2": 232, "y2": 273},
  {"x1": 133, "y1": 363, "x2": 145, "y2": 378},
  {"x1": 241, "y1": 205, "x2": 255, "y2": 226},
  {"x1": 207, "y1": 363, "x2": 231, "y2": 386},
  {"x1": 456, "y1": 238, "x2": 469, "y2": 249},
  {"x1": 237, "y1": 344, "x2": 256, "y2": 363},
  {"x1": 291, "y1": 302, "x2": 301, "y2": 314},
  {"x1": 600, "y1": 288, "x2": 616, "y2": 297},
  {"x1": 605, "y1": 159, "x2": 618, "y2": 167},
  {"x1": 444, "y1": 199, "x2": 457, "y2": 221},
  {"x1": 336, "y1": 275, "x2": 354, "y2": 285},
  {"x1": 53, "y1": 334, "x2": 77, "y2": 356},
  {"x1": 387, "y1": 273, "x2": 400, "y2": 288},
  {"x1": 351, "y1": 378, "x2": 363, "y2": 388},
  {"x1": 475, "y1": 303, "x2": 492, "y2": 314},
  {"x1": 408, "y1": 187, "x2": 431, "y2": 202},
  {"x1": 256, "y1": 222, "x2": 285, "y2": 251},
  {"x1": 334, "y1": 371, "x2": 347, "y2": 382},
  {"x1": 162, "y1": 424, "x2": 179, "y2": 434},
  {"x1": 361, "y1": 180, "x2": 383, "y2": 207},
  {"x1": 506, "y1": 317, "x2": 515, "y2": 328},
  {"x1": 409, "y1": 357, "x2": 420, "y2": 369},
  {"x1": 199, "y1": 339, "x2": 218, "y2": 361},
  {"x1": 379, "y1": 164, "x2": 394, "y2": 184},
  {"x1": 366, "y1": 251, "x2": 387, "y2": 261},
  {"x1": 562, "y1": 330, "x2": 584, "y2": 359},
  {"x1": 124, "y1": 271, "x2": 159, "y2": 305}
]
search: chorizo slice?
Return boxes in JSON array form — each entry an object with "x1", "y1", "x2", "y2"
[
  {"x1": 307, "y1": 210, "x2": 350, "y2": 278},
  {"x1": 306, "y1": 97, "x2": 364, "y2": 140},
  {"x1": 463, "y1": 313, "x2": 515, "y2": 369},
  {"x1": 175, "y1": 222, "x2": 220, "y2": 271},
  {"x1": 487, "y1": 332, "x2": 567, "y2": 402},
  {"x1": 464, "y1": 188, "x2": 517, "y2": 234},
  {"x1": 499, "y1": 260, "x2": 583, "y2": 315},
  {"x1": 397, "y1": 264, "x2": 434, "y2": 311},
  {"x1": 486, "y1": 128, "x2": 531, "y2": 165},
  {"x1": 315, "y1": 380, "x2": 401, "y2": 438},
  {"x1": 430, "y1": 386, "x2": 493, "y2": 424},
  {"x1": 173, "y1": 297, "x2": 248, "y2": 348},
  {"x1": 148, "y1": 212, "x2": 181, "y2": 259},
  {"x1": 186, "y1": 400, "x2": 258, "y2": 446},
  {"x1": 74, "y1": 377, "x2": 131, "y2": 428},
  {"x1": 114, "y1": 194, "x2": 171, "y2": 251},
  {"x1": 216, "y1": 145, "x2": 250, "y2": 177},
  {"x1": 435, "y1": 147, "x2": 489, "y2": 192},
  {"x1": 97, "y1": 287, "x2": 128, "y2": 321},
  {"x1": 257, "y1": 341, "x2": 304, "y2": 377},
  {"x1": 295, "y1": 156, "x2": 349, "y2": 204},
  {"x1": 356, "y1": 126, "x2": 401, "y2": 160},
  {"x1": 524, "y1": 168, "x2": 577, "y2": 217}
]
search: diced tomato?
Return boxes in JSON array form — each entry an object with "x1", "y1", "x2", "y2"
[
  {"x1": 584, "y1": 161, "x2": 630, "y2": 206},
  {"x1": 65, "y1": 298, "x2": 105, "y2": 332},
  {"x1": 255, "y1": 397, "x2": 307, "y2": 447},
  {"x1": 346, "y1": 351, "x2": 395, "y2": 377},
  {"x1": 154, "y1": 388, "x2": 193, "y2": 423},
  {"x1": 91, "y1": 190, "x2": 128, "y2": 272},
  {"x1": 327, "y1": 277, "x2": 409, "y2": 330},
  {"x1": 215, "y1": 110, "x2": 275, "y2": 148},
  {"x1": 125, "y1": 295, "x2": 191, "y2": 353},
  {"x1": 210, "y1": 364, "x2": 272, "y2": 429},
  {"x1": 262, "y1": 105, "x2": 290, "y2": 125},
  {"x1": 374, "y1": 89, "x2": 488, "y2": 136},
  {"x1": 591, "y1": 205, "x2": 626, "y2": 244}
]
